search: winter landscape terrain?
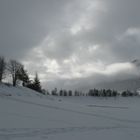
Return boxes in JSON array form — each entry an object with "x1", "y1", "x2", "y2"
[
  {"x1": 1, "y1": 0, "x2": 140, "y2": 139},
  {"x1": 0, "y1": 84, "x2": 140, "y2": 140}
]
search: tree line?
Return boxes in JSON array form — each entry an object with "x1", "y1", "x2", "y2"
[
  {"x1": 0, "y1": 56, "x2": 42, "y2": 93},
  {"x1": 50, "y1": 88, "x2": 139, "y2": 97},
  {"x1": 88, "y1": 89, "x2": 138, "y2": 97}
]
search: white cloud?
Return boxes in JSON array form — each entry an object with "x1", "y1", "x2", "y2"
[{"x1": 102, "y1": 62, "x2": 136, "y2": 75}]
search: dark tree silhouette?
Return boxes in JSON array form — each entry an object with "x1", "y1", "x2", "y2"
[
  {"x1": 0, "y1": 56, "x2": 6, "y2": 82},
  {"x1": 17, "y1": 66, "x2": 30, "y2": 86},
  {"x1": 33, "y1": 73, "x2": 42, "y2": 92},
  {"x1": 52, "y1": 88, "x2": 58, "y2": 95},
  {"x1": 59, "y1": 89, "x2": 63, "y2": 96},
  {"x1": 64, "y1": 90, "x2": 67, "y2": 96},
  {"x1": 68, "y1": 90, "x2": 72, "y2": 96}
]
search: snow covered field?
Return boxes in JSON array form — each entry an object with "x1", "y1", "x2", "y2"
[{"x1": 0, "y1": 84, "x2": 140, "y2": 140}]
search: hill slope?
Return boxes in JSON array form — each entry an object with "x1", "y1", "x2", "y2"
[
  {"x1": 0, "y1": 84, "x2": 140, "y2": 140},
  {"x1": 0, "y1": 83, "x2": 42, "y2": 97}
]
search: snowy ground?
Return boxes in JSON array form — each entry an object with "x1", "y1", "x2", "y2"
[{"x1": 0, "y1": 84, "x2": 140, "y2": 140}]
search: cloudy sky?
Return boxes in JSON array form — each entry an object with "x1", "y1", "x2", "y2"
[{"x1": 1, "y1": 0, "x2": 140, "y2": 90}]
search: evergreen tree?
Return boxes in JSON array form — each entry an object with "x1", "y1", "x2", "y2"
[
  {"x1": 112, "y1": 90, "x2": 117, "y2": 97},
  {"x1": 102, "y1": 89, "x2": 107, "y2": 97},
  {"x1": 59, "y1": 89, "x2": 63, "y2": 96},
  {"x1": 52, "y1": 88, "x2": 58, "y2": 95},
  {"x1": 17, "y1": 66, "x2": 30, "y2": 86},
  {"x1": 68, "y1": 90, "x2": 72, "y2": 96},
  {"x1": 64, "y1": 90, "x2": 67, "y2": 96},
  {"x1": 122, "y1": 91, "x2": 127, "y2": 97},
  {"x1": 33, "y1": 73, "x2": 42, "y2": 92},
  {"x1": 94, "y1": 89, "x2": 99, "y2": 96}
]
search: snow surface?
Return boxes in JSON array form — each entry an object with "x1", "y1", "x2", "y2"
[{"x1": 0, "y1": 84, "x2": 140, "y2": 140}]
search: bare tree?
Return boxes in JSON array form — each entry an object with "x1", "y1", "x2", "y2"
[
  {"x1": 8, "y1": 60, "x2": 23, "y2": 86},
  {"x1": 0, "y1": 56, "x2": 6, "y2": 82}
]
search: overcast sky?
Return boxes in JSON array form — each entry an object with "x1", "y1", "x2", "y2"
[{"x1": 1, "y1": 0, "x2": 140, "y2": 90}]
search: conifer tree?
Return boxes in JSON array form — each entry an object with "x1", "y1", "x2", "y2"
[
  {"x1": 17, "y1": 66, "x2": 30, "y2": 86},
  {"x1": 33, "y1": 73, "x2": 42, "y2": 92}
]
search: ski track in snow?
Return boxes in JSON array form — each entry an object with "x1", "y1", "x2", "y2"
[
  {"x1": 87, "y1": 104, "x2": 128, "y2": 109},
  {"x1": 1, "y1": 96, "x2": 140, "y2": 125}
]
